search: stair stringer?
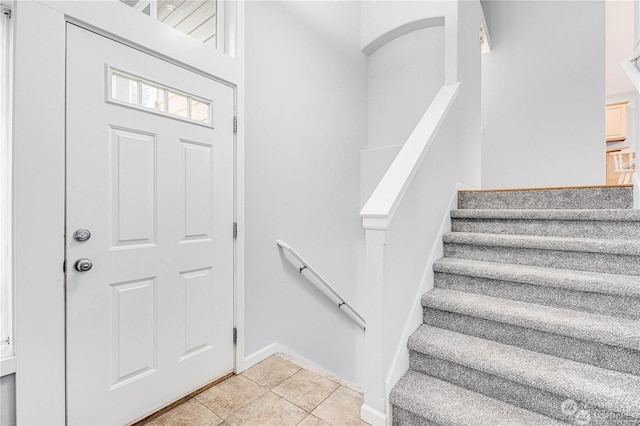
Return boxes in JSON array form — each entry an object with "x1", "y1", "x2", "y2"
[{"x1": 384, "y1": 183, "x2": 471, "y2": 408}]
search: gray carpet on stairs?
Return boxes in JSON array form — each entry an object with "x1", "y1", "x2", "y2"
[
  {"x1": 457, "y1": 186, "x2": 633, "y2": 209},
  {"x1": 390, "y1": 187, "x2": 640, "y2": 426},
  {"x1": 451, "y1": 209, "x2": 640, "y2": 239},
  {"x1": 434, "y1": 270, "x2": 640, "y2": 319}
]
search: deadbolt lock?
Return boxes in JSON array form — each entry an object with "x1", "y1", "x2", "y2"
[{"x1": 73, "y1": 229, "x2": 91, "y2": 242}]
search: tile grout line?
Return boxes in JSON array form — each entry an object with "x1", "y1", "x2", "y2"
[
  {"x1": 218, "y1": 369, "x2": 304, "y2": 422},
  {"x1": 269, "y1": 368, "x2": 345, "y2": 424},
  {"x1": 192, "y1": 396, "x2": 226, "y2": 423},
  {"x1": 195, "y1": 374, "x2": 271, "y2": 422},
  {"x1": 240, "y1": 367, "x2": 340, "y2": 426},
  {"x1": 306, "y1": 386, "x2": 344, "y2": 426}
]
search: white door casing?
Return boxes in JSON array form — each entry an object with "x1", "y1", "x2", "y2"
[{"x1": 66, "y1": 24, "x2": 234, "y2": 425}]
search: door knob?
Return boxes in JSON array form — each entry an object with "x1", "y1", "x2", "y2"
[
  {"x1": 74, "y1": 258, "x2": 93, "y2": 272},
  {"x1": 73, "y1": 229, "x2": 91, "y2": 242}
]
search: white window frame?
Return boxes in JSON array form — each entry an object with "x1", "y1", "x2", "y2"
[{"x1": 0, "y1": 1, "x2": 14, "y2": 374}]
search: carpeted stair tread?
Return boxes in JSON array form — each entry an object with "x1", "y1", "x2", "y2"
[
  {"x1": 457, "y1": 186, "x2": 633, "y2": 209},
  {"x1": 443, "y1": 232, "x2": 640, "y2": 256},
  {"x1": 390, "y1": 370, "x2": 568, "y2": 426},
  {"x1": 408, "y1": 325, "x2": 640, "y2": 418},
  {"x1": 421, "y1": 289, "x2": 640, "y2": 350},
  {"x1": 450, "y1": 208, "x2": 640, "y2": 221},
  {"x1": 433, "y1": 258, "x2": 640, "y2": 298}
]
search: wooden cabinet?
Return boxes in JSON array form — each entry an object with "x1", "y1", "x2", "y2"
[{"x1": 606, "y1": 101, "x2": 628, "y2": 142}]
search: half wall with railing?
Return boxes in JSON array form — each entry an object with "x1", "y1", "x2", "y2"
[{"x1": 358, "y1": 2, "x2": 486, "y2": 424}]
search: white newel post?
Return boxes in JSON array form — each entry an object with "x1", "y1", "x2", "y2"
[{"x1": 361, "y1": 228, "x2": 388, "y2": 425}]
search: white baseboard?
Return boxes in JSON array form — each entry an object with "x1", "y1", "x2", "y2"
[
  {"x1": 237, "y1": 342, "x2": 280, "y2": 373},
  {"x1": 361, "y1": 403, "x2": 388, "y2": 426},
  {"x1": 383, "y1": 183, "x2": 461, "y2": 396},
  {"x1": 239, "y1": 342, "x2": 363, "y2": 392}
]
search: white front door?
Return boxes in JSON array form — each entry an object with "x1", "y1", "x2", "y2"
[{"x1": 66, "y1": 24, "x2": 234, "y2": 425}]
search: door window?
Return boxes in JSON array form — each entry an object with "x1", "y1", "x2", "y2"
[{"x1": 109, "y1": 68, "x2": 213, "y2": 125}]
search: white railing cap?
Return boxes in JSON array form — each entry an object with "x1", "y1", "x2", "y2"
[{"x1": 360, "y1": 82, "x2": 461, "y2": 230}]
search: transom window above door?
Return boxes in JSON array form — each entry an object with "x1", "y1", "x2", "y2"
[{"x1": 119, "y1": 0, "x2": 217, "y2": 47}]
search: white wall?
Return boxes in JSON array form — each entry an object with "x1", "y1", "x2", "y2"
[
  {"x1": 0, "y1": 374, "x2": 15, "y2": 426},
  {"x1": 482, "y1": 1, "x2": 605, "y2": 188},
  {"x1": 361, "y1": 26, "x2": 445, "y2": 206},
  {"x1": 244, "y1": 1, "x2": 367, "y2": 385},
  {"x1": 607, "y1": 0, "x2": 635, "y2": 96},
  {"x1": 367, "y1": 27, "x2": 444, "y2": 151}
]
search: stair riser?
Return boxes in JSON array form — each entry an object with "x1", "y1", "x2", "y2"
[
  {"x1": 451, "y1": 218, "x2": 640, "y2": 240},
  {"x1": 434, "y1": 272, "x2": 640, "y2": 319},
  {"x1": 444, "y1": 243, "x2": 640, "y2": 276},
  {"x1": 409, "y1": 352, "x2": 635, "y2": 426},
  {"x1": 392, "y1": 407, "x2": 438, "y2": 426},
  {"x1": 458, "y1": 187, "x2": 633, "y2": 210},
  {"x1": 422, "y1": 308, "x2": 640, "y2": 376}
]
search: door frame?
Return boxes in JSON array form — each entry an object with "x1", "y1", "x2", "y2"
[{"x1": 13, "y1": 1, "x2": 246, "y2": 424}]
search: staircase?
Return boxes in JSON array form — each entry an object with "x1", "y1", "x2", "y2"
[{"x1": 390, "y1": 185, "x2": 640, "y2": 426}]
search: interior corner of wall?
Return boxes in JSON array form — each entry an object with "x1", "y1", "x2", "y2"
[{"x1": 239, "y1": 342, "x2": 280, "y2": 373}]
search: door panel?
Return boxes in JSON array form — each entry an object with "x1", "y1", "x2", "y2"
[
  {"x1": 180, "y1": 140, "x2": 214, "y2": 241},
  {"x1": 110, "y1": 277, "x2": 157, "y2": 389},
  {"x1": 110, "y1": 127, "x2": 157, "y2": 247},
  {"x1": 66, "y1": 24, "x2": 234, "y2": 425}
]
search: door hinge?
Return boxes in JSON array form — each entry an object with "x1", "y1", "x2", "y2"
[
  {"x1": 233, "y1": 327, "x2": 237, "y2": 345},
  {"x1": 233, "y1": 116, "x2": 237, "y2": 133},
  {"x1": 63, "y1": 260, "x2": 66, "y2": 273},
  {"x1": 233, "y1": 222, "x2": 238, "y2": 240},
  {"x1": 2, "y1": 7, "x2": 11, "y2": 18}
]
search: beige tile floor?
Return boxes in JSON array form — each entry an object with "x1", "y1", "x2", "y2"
[{"x1": 142, "y1": 355, "x2": 370, "y2": 426}]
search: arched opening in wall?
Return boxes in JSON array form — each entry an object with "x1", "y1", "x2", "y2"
[
  {"x1": 605, "y1": 0, "x2": 637, "y2": 186},
  {"x1": 362, "y1": 26, "x2": 445, "y2": 204}
]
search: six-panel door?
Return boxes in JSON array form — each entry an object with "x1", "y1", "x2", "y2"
[{"x1": 66, "y1": 24, "x2": 234, "y2": 425}]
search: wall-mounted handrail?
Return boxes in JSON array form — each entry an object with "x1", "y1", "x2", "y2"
[
  {"x1": 276, "y1": 240, "x2": 366, "y2": 331},
  {"x1": 359, "y1": 82, "x2": 461, "y2": 230}
]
